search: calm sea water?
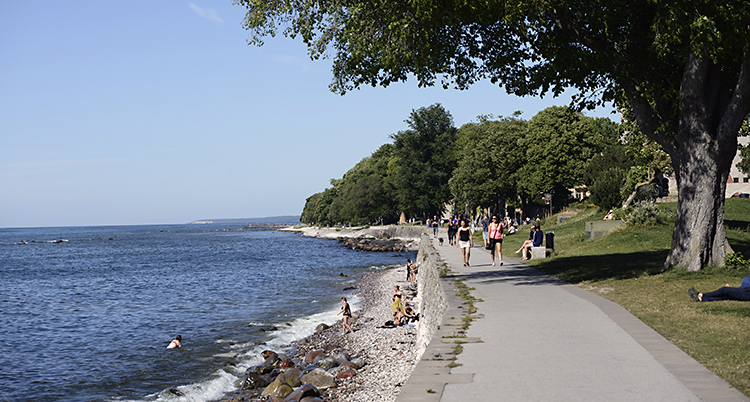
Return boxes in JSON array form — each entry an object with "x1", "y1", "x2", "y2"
[{"x1": 0, "y1": 224, "x2": 414, "y2": 402}]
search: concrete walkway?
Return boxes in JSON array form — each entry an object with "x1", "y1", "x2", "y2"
[{"x1": 397, "y1": 230, "x2": 749, "y2": 402}]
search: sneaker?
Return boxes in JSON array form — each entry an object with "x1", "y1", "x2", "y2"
[
  {"x1": 491, "y1": 262, "x2": 495, "y2": 266},
  {"x1": 500, "y1": 261, "x2": 503, "y2": 266},
  {"x1": 688, "y1": 287, "x2": 699, "y2": 302},
  {"x1": 515, "y1": 250, "x2": 521, "y2": 254}
]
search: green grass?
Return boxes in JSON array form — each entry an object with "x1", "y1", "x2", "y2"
[{"x1": 513, "y1": 198, "x2": 750, "y2": 396}]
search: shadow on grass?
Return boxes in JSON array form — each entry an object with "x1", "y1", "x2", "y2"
[
  {"x1": 531, "y1": 250, "x2": 670, "y2": 283},
  {"x1": 699, "y1": 303, "x2": 750, "y2": 319},
  {"x1": 725, "y1": 220, "x2": 749, "y2": 231}
]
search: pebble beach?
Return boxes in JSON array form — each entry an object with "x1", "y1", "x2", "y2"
[{"x1": 223, "y1": 263, "x2": 424, "y2": 402}]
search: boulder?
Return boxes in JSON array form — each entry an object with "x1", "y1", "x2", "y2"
[
  {"x1": 315, "y1": 323, "x2": 330, "y2": 333},
  {"x1": 279, "y1": 360, "x2": 295, "y2": 368},
  {"x1": 273, "y1": 383, "x2": 294, "y2": 398},
  {"x1": 317, "y1": 357, "x2": 338, "y2": 370},
  {"x1": 300, "y1": 368, "x2": 337, "y2": 390},
  {"x1": 340, "y1": 361, "x2": 359, "y2": 370},
  {"x1": 323, "y1": 344, "x2": 339, "y2": 352},
  {"x1": 305, "y1": 350, "x2": 325, "y2": 364},
  {"x1": 240, "y1": 373, "x2": 269, "y2": 390},
  {"x1": 336, "y1": 369, "x2": 356, "y2": 379},
  {"x1": 299, "y1": 397, "x2": 324, "y2": 402},
  {"x1": 262, "y1": 350, "x2": 278, "y2": 359},
  {"x1": 327, "y1": 366, "x2": 349, "y2": 377},
  {"x1": 276, "y1": 371, "x2": 301, "y2": 388},
  {"x1": 333, "y1": 352, "x2": 351, "y2": 365},
  {"x1": 350, "y1": 358, "x2": 366, "y2": 368},
  {"x1": 262, "y1": 378, "x2": 291, "y2": 397},
  {"x1": 283, "y1": 383, "x2": 321, "y2": 402},
  {"x1": 249, "y1": 363, "x2": 274, "y2": 375}
]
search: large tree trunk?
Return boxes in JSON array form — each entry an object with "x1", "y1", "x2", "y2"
[
  {"x1": 664, "y1": 133, "x2": 735, "y2": 271},
  {"x1": 627, "y1": 49, "x2": 750, "y2": 271}
]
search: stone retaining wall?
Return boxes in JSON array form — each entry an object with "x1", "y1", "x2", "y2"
[{"x1": 413, "y1": 233, "x2": 448, "y2": 358}]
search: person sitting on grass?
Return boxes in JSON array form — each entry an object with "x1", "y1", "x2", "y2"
[
  {"x1": 516, "y1": 225, "x2": 543, "y2": 260},
  {"x1": 689, "y1": 275, "x2": 750, "y2": 302}
]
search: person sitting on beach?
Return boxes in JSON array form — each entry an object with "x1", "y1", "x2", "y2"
[
  {"x1": 392, "y1": 294, "x2": 406, "y2": 325},
  {"x1": 167, "y1": 335, "x2": 182, "y2": 349},
  {"x1": 403, "y1": 303, "x2": 416, "y2": 323},
  {"x1": 689, "y1": 275, "x2": 750, "y2": 302},
  {"x1": 603, "y1": 210, "x2": 614, "y2": 220},
  {"x1": 337, "y1": 296, "x2": 354, "y2": 334}
]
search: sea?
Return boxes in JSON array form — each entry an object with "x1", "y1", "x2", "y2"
[{"x1": 0, "y1": 224, "x2": 415, "y2": 402}]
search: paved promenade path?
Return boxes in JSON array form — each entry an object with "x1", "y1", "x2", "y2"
[{"x1": 397, "y1": 230, "x2": 749, "y2": 402}]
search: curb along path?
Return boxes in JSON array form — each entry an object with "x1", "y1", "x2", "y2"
[{"x1": 397, "y1": 228, "x2": 749, "y2": 402}]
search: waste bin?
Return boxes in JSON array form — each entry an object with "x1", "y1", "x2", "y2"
[{"x1": 545, "y1": 231, "x2": 555, "y2": 253}]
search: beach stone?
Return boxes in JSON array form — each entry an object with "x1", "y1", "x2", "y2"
[
  {"x1": 312, "y1": 354, "x2": 327, "y2": 365},
  {"x1": 276, "y1": 371, "x2": 301, "y2": 388},
  {"x1": 359, "y1": 317, "x2": 374, "y2": 323},
  {"x1": 279, "y1": 360, "x2": 294, "y2": 368},
  {"x1": 327, "y1": 366, "x2": 349, "y2": 377},
  {"x1": 305, "y1": 350, "x2": 325, "y2": 364},
  {"x1": 262, "y1": 350, "x2": 278, "y2": 359},
  {"x1": 323, "y1": 344, "x2": 339, "y2": 352},
  {"x1": 277, "y1": 353, "x2": 291, "y2": 361},
  {"x1": 299, "y1": 397, "x2": 324, "y2": 402},
  {"x1": 336, "y1": 369, "x2": 356, "y2": 379},
  {"x1": 315, "y1": 323, "x2": 329, "y2": 333},
  {"x1": 318, "y1": 357, "x2": 338, "y2": 370},
  {"x1": 350, "y1": 357, "x2": 366, "y2": 368},
  {"x1": 273, "y1": 383, "x2": 294, "y2": 398},
  {"x1": 333, "y1": 352, "x2": 350, "y2": 364},
  {"x1": 249, "y1": 363, "x2": 273, "y2": 375},
  {"x1": 265, "y1": 354, "x2": 281, "y2": 366},
  {"x1": 261, "y1": 378, "x2": 290, "y2": 397},
  {"x1": 283, "y1": 383, "x2": 321, "y2": 402},
  {"x1": 340, "y1": 361, "x2": 359, "y2": 370},
  {"x1": 300, "y1": 368, "x2": 336, "y2": 390},
  {"x1": 241, "y1": 373, "x2": 269, "y2": 390}
]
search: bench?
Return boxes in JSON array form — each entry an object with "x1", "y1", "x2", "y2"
[{"x1": 531, "y1": 246, "x2": 546, "y2": 259}]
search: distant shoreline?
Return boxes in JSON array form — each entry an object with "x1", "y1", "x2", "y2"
[{"x1": 189, "y1": 215, "x2": 300, "y2": 225}]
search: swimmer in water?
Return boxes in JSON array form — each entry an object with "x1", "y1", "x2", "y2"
[{"x1": 167, "y1": 334, "x2": 182, "y2": 349}]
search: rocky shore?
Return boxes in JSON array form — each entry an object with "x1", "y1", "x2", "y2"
[
  {"x1": 281, "y1": 225, "x2": 425, "y2": 252},
  {"x1": 221, "y1": 265, "x2": 422, "y2": 402}
]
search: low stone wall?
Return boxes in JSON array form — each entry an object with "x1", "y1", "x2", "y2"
[{"x1": 413, "y1": 233, "x2": 448, "y2": 358}]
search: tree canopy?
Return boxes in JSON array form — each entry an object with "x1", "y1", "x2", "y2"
[{"x1": 239, "y1": 0, "x2": 750, "y2": 270}]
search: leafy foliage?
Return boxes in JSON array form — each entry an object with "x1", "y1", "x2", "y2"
[{"x1": 589, "y1": 169, "x2": 626, "y2": 211}]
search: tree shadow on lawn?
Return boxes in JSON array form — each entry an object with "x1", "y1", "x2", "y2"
[{"x1": 528, "y1": 250, "x2": 670, "y2": 283}]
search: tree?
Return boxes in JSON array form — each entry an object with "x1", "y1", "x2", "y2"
[
  {"x1": 238, "y1": 0, "x2": 750, "y2": 271},
  {"x1": 517, "y1": 107, "x2": 619, "y2": 199},
  {"x1": 449, "y1": 114, "x2": 527, "y2": 214},
  {"x1": 389, "y1": 104, "x2": 458, "y2": 218}
]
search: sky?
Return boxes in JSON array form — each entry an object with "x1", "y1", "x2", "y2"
[{"x1": 0, "y1": 1, "x2": 617, "y2": 228}]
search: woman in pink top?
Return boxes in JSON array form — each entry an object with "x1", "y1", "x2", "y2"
[{"x1": 488, "y1": 216, "x2": 504, "y2": 266}]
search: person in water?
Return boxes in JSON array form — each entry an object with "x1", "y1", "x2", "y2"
[
  {"x1": 167, "y1": 334, "x2": 182, "y2": 349},
  {"x1": 337, "y1": 297, "x2": 354, "y2": 335}
]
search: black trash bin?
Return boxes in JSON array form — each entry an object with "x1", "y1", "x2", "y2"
[{"x1": 545, "y1": 231, "x2": 555, "y2": 254}]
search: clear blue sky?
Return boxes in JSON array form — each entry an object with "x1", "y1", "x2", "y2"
[{"x1": 1, "y1": 1, "x2": 616, "y2": 228}]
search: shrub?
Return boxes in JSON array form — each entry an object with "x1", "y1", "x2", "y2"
[
  {"x1": 724, "y1": 252, "x2": 750, "y2": 269},
  {"x1": 623, "y1": 201, "x2": 668, "y2": 226}
]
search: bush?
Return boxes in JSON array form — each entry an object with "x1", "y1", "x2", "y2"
[
  {"x1": 622, "y1": 201, "x2": 668, "y2": 226},
  {"x1": 724, "y1": 252, "x2": 750, "y2": 269}
]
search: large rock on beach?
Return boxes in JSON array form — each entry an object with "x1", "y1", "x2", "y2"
[
  {"x1": 350, "y1": 357, "x2": 366, "y2": 368},
  {"x1": 283, "y1": 383, "x2": 321, "y2": 402},
  {"x1": 240, "y1": 373, "x2": 269, "y2": 390},
  {"x1": 333, "y1": 352, "x2": 351, "y2": 365},
  {"x1": 314, "y1": 323, "x2": 329, "y2": 333},
  {"x1": 298, "y1": 397, "x2": 324, "y2": 402},
  {"x1": 262, "y1": 378, "x2": 292, "y2": 397},
  {"x1": 336, "y1": 369, "x2": 356, "y2": 379},
  {"x1": 340, "y1": 361, "x2": 360, "y2": 370},
  {"x1": 276, "y1": 371, "x2": 302, "y2": 388},
  {"x1": 305, "y1": 350, "x2": 325, "y2": 364},
  {"x1": 318, "y1": 357, "x2": 339, "y2": 370},
  {"x1": 249, "y1": 363, "x2": 273, "y2": 375},
  {"x1": 300, "y1": 368, "x2": 337, "y2": 390}
]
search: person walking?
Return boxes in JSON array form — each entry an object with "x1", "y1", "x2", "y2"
[
  {"x1": 337, "y1": 297, "x2": 354, "y2": 334},
  {"x1": 457, "y1": 219, "x2": 474, "y2": 266},
  {"x1": 488, "y1": 215, "x2": 504, "y2": 266}
]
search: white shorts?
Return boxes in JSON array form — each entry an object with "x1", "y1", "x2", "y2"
[{"x1": 459, "y1": 240, "x2": 471, "y2": 249}]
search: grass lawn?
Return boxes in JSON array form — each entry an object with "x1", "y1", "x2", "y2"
[{"x1": 500, "y1": 198, "x2": 750, "y2": 396}]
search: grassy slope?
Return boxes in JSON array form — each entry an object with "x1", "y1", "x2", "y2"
[{"x1": 500, "y1": 198, "x2": 750, "y2": 396}]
